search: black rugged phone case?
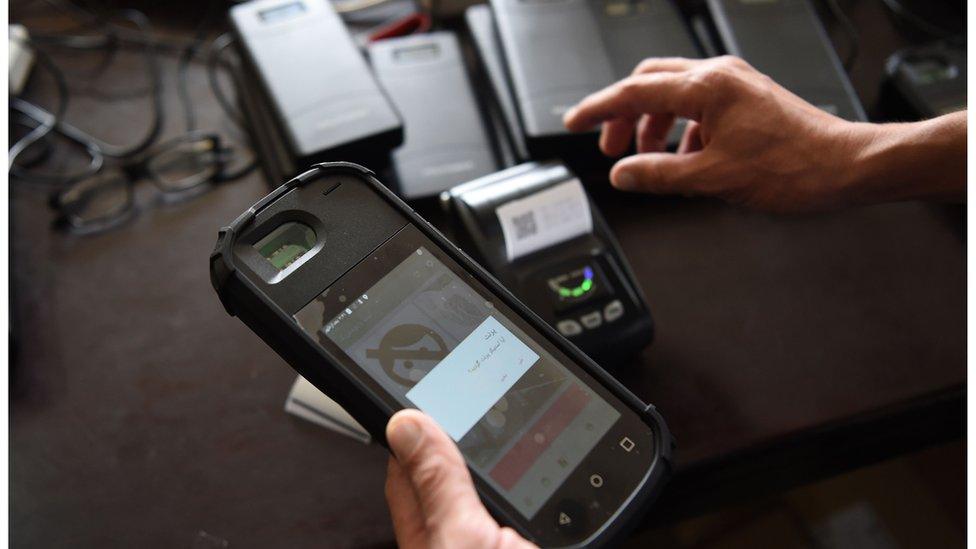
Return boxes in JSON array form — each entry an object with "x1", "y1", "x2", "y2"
[{"x1": 210, "y1": 162, "x2": 674, "y2": 547}]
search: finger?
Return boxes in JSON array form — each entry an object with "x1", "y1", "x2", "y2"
[
  {"x1": 610, "y1": 151, "x2": 712, "y2": 196},
  {"x1": 600, "y1": 116, "x2": 637, "y2": 157},
  {"x1": 563, "y1": 73, "x2": 706, "y2": 132},
  {"x1": 386, "y1": 410, "x2": 494, "y2": 533},
  {"x1": 635, "y1": 115, "x2": 653, "y2": 153},
  {"x1": 631, "y1": 56, "x2": 700, "y2": 76},
  {"x1": 677, "y1": 120, "x2": 704, "y2": 154},
  {"x1": 637, "y1": 113, "x2": 675, "y2": 153},
  {"x1": 385, "y1": 457, "x2": 428, "y2": 549}
]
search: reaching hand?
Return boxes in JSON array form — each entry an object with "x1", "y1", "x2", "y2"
[
  {"x1": 384, "y1": 409, "x2": 537, "y2": 549},
  {"x1": 563, "y1": 55, "x2": 966, "y2": 212}
]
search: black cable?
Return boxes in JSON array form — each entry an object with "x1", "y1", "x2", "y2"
[
  {"x1": 8, "y1": 37, "x2": 69, "y2": 172},
  {"x1": 176, "y1": 0, "x2": 224, "y2": 133},
  {"x1": 89, "y1": 9, "x2": 164, "y2": 158},
  {"x1": 19, "y1": 9, "x2": 168, "y2": 158},
  {"x1": 13, "y1": 1, "x2": 257, "y2": 186},
  {"x1": 23, "y1": 0, "x2": 211, "y2": 71},
  {"x1": 176, "y1": 4, "x2": 258, "y2": 180},
  {"x1": 206, "y1": 33, "x2": 246, "y2": 127},
  {"x1": 9, "y1": 8, "x2": 164, "y2": 187},
  {"x1": 30, "y1": 26, "x2": 204, "y2": 61},
  {"x1": 177, "y1": 40, "x2": 205, "y2": 132},
  {"x1": 10, "y1": 98, "x2": 105, "y2": 186},
  {"x1": 220, "y1": 155, "x2": 259, "y2": 182},
  {"x1": 203, "y1": 34, "x2": 259, "y2": 181},
  {"x1": 34, "y1": 33, "x2": 158, "y2": 101},
  {"x1": 821, "y1": 0, "x2": 860, "y2": 72}
]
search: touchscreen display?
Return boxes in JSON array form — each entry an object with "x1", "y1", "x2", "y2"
[{"x1": 295, "y1": 241, "x2": 620, "y2": 519}]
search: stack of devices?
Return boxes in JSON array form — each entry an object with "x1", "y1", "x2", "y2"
[
  {"x1": 706, "y1": 0, "x2": 866, "y2": 120},
  {"x1": 230, "y1": 0, "x2": 870, "y2": 193},
  {"x1": 470, "y1": 0, "x2": 701, "y2": 158},
  {"x1": 442, "y1": 161, "x2": 654, "y2": 364},
  {"x1": 230, "y1": 0, "x2": 403, "y2": 185},
  {"x1": 232, "y1": 0, "x2": 501, "y2": 199}
]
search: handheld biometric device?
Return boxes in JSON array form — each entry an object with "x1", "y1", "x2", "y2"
[{"x1": 210, "y1": 163, "x2": 673, "y2": 546}]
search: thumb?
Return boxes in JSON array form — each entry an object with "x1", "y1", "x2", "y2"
[
  {"x1": 386, "y1": 410, "x2": 494, "y2": 531},
  {"x1": 610, "y1": 152, "x2": 710, "y2": 196}
]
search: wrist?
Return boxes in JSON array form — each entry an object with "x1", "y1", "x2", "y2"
[
  {"x1": 827, "y1": 121, "x2": 881, "y2": 207},
  {"x1": 837, "y1": 113, "x2": 966, "y2": 206}
]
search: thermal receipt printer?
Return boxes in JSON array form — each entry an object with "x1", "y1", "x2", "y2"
[{"x1": 441, "y1": 162, "x2": 653, "y2": 364}]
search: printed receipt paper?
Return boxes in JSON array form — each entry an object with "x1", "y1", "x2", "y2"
[
  {"x1": 406, "y1": 316, "x2": 539, "y2": 441},
  {"x1": 495, "y1": 179, "x2": 593, "y2": 261}
]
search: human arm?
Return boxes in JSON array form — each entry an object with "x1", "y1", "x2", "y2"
[{"x1": 562, "y1": 56, "x2": 966, "y2": 212}]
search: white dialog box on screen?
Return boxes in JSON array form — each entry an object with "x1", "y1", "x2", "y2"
[{"x1": 406, "y1": 316, "x2": 539, "y2": 440}]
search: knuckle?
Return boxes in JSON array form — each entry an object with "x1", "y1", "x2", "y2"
[
  {"x1": 634, "y1": 58, "x2": 656, "y2": 74},
  {"x1": 412, "y1": 453, "x2": 450, "y2": 495},
  {"x1": 614, "y1": 77, "x2": 648, "y2": 109},
  {"x1": 616, "y1": 77, "x2": 644, "y2": 98},
  {"x1": 719, "y1": 54, "x2": 749, "y2": 69},
  {"x1": 689, "y1": 67, "x2": 728, "y2": 91},
  {"x1": 634, "y1": 56, "x2": 678, "y2": 73}
]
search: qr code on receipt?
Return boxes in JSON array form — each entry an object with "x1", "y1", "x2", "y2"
[{"x1": 511, "y1": 211, "x2": 538, "y2": 240}]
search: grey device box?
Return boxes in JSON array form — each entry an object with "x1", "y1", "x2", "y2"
[
  {"x1": 594, "y1": 0, "x2": 701, "y2": 145},
  {"x1": 595, "y1": 0, "x2": 700, "y2": 79},
  {"x1": 229, "y1": 0, "x2": 403, "y2": 178},
  {"x1": 465, "y1": 4, "x2": 530, "y2": 164},
  {"x1": 369, "y1": 32, "x2": 498, "y2": 199},
  {"x1": 489, "y1": 0, "x2": 701, "y2": 155},
  {"x1": 491, "y1": 0, "x2": 615, "y2": 155},
  {"x1": 707, "y1": 0, "x2": 867, "y2": 121}
]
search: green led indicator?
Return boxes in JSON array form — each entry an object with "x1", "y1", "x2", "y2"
[{"x1": 554, "y1": 266, "x2": 595, "y2": 299}]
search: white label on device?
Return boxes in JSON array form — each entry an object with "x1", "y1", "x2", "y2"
[
  {"x1": 495, "y1": 179, "x2": 593, "y2": 261},
  {"x1": 405, "y1": 316, "x2": 539, "y2": 441}
]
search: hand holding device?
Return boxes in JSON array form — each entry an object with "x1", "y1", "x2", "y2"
[
  {"x1": 211, "y1": 162, "x2": 673, "y2": 546},
  {"x1": 386, "y1": 410, "x2": 536, "y2": 549},
  {"x1": 563, "y1": 56, "x2": 967, "y2": 211}
]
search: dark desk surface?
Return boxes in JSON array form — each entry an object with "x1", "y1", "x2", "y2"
[{"x1": 10, "y1": 2, "x2": 964, "y2": 547}]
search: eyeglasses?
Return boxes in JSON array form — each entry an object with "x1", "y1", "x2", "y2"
[{"x1": 50, "y1": 131, "x2": 236, "y2": 233}]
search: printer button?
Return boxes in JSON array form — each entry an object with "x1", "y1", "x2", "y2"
[
  {"x1": 580, "y1": 311, "x2": 602, "y2": 330},
  {"x1": 604, "y1": 300, "x2": 624, "y2": 323},
  {"x1": 557, "y1": 319, "x2": 583, "y2": 337}
]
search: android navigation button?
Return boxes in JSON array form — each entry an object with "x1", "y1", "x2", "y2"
[
  {"x1": 619, "y1": 436, "x2": 635, "y2": 452},
  {"x1": 604, "y1": 300, "x2": 624, "y2": 322},
  {"x1": 554, "y1": 501, "x2": 585, "y2": 536},
  {"x1": 589, "y1": 474, "x2": 604, "y2": 488},
  {"x1": 557, "y1": 319, "x2": 583, "y2": 336},
  {"x1": 580, "y1": 311, "x2": 602, "y2": 329},
  {"x1": 558, "y1": 512, "x2": 572, "y2": 526}
]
